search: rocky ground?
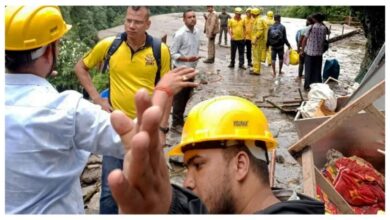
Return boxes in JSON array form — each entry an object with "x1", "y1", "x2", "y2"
[{"x1": 83, "y1": 12, "x2": 367, "y2": 213}]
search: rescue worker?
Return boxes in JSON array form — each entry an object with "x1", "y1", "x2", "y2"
[
  {"x1": 250, "y1": 7, "x2": 267, "y2": 75},
  {"x1": 106, "y1": 94, "x2": 325, "y2": 214},
  {"x1": 263, "y1": 11, "x2": 275, "y2": 65},
  {"x1": 228, "y1": 7, "x2": 246, "y2": 69},
  {"x1": 243, "y1": 8, "x2": 254, "y2": 67}
]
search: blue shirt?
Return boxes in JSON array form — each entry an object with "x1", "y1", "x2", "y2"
[
  {"x1": 170, "y1": 25, "x2": 201, "y2": 68},
  {"x1": 5, "y1": 74, "x2": 124, "y2": 214}
]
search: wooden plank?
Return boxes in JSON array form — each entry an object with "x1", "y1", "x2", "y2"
[
  {"x1": 288, "y1": 80, "x2": 385, "y2": 155},
  {"x1": 269, "y1": 149, "x2": 277, "y2": 187},
  {"x1": 301, "y1": 146, "x2": 316, "y2": 198},
  {"x1": 315, "y1": 168, "x2": 355, "y2": 214},
  {"x1": 364, "y1": 104, "x2": 385, "y2": 130}
]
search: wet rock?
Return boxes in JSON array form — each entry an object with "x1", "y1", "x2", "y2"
[
  {"x1": 275, "y1": 155, "x2": 285, "y2": 164},
  {"x1": 85, "y1": 190, "x2": 100, "y2": 214},
  {"x1": 81, "y1": 166, "x2": 101, "y2": 185},
  {"x1": 87, "y1": 154, "x2": 102, "y2": 165}
]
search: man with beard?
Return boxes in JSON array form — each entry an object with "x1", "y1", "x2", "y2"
[{"x1": 106, "y1": 94, "x2": 325, "y2": 214}]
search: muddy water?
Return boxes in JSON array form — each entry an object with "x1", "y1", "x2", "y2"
[
  {"x1": 96, "y1": 12, "x2": 366, "y2": 203},
  {"x1": 148, "y1": 13, "x2": 367, "y2": 191}
]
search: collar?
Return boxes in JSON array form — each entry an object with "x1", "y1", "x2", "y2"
[
  {"x1": 184, "y1": 25, "x2": 197, "y2": 33},
  {"x1": 5, "y1": 73, "x2": 54, "y2": 88}
]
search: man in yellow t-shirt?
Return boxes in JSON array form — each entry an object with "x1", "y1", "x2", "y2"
[
  {"x1": 228, "y1": 7, "x2": 246, "y2": 69},
  {"x1": 244, "y1": 8, "x2": 254, "y2": 67},
  {"x1": 75, "y1": 6, "x2": 172, "y2": 214}
]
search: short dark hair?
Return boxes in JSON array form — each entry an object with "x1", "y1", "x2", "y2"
[
  {"x1": 312, "y1": 12, "x2": 325, "y2": 23},
  {"x1": 128, "y1": 6, "x2": 151, "y2": 19},
  {"x1": 306, "y1": 16, "x2": 314, "y2": 26},
  {"x1": 274, "y1": 14, "x2": 281, "y2": 22},
  {"x1": 5, "y1": 48, "x2": 38, "y2": 72},
  {"x1": 222, "y1": 143, "x2": 270, "y2": 186},
  {"x1": 183, "y1": 9, "x2": 194, "y2": 18}
]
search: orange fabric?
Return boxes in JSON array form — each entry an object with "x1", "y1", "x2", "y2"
[{"x1": 319, "y1": 156, "x2": 385, "y2": 214}]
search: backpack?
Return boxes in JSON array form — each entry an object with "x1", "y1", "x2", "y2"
[
  {"x1": 101, "y1": 32, "x2": 162, "y2": 85},
  {"x1": 268, "y1": 25, "x2": 283, "y2": 46}
]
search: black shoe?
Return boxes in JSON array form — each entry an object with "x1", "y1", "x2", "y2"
[
  {"x1": 239, "y1": 65, "x2": 246, "y2": 70},
  {"x1": 203, "y1": 59, "x2": 214, "y2": 64},
  {"x1": 228, "y1": 64, "x2": 234, "y2": 68}
]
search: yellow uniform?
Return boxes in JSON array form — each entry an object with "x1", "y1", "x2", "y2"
[
  {"x1": 228, "y1": 18, "x2": 245, "y2": 40},
  {"x1": 264, "y1": 16, "x2": 275, "y2": 64},
  {"x1": 83, "y1": 34, "x2": 171, "y2": 118},
  {"x1": 251, "y1": 15, "x2": 267, "y2": 74},
  {"x1": 244, "y1": 16, "x2": 254, "y2": 40}
]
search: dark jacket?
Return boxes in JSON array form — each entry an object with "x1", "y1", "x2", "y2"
[
  {"x1": 169, "y1": 184, "x2": 324, "y2": 214},
  {"x1": 266, "y1": 22, "x2": 291, "y2": 50}
]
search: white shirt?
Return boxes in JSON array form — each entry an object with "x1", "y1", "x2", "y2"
[
  {"x1": 170, "y1": 25, "x2": 201, "y2": 68},
  {"x1": 5, "y1": 73, "x2": 124, "y2": 214}
]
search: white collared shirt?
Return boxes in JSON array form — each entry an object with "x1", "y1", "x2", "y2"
[
  {"x1": 170, "y1": 25, "x2": 201, "y2": 68},
  {"x1": 5, "y1": 73, "x2": 124, "y2": 213}
]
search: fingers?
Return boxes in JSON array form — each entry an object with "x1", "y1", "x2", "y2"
[
  {"x1": 108, "y1": 169, "x2": 140, "y2": 214},
  {"x1": 128, "y1": 131, "x2": 155, "y2": 189},
  {"x1": 135, "y1": 89, "x2": 152, "y2": 127},
  {"x1": 111, "y1": 110, "x2": 135, "y2": 151}
]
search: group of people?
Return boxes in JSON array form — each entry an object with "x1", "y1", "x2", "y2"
[
  {"x1": 207, "y1": 6, "x2": 292, "y2": 77},
  {"x1": 5, "y1": 5, "x2": 325, "y2": 214},
  {"x1": 213, "y1": 7, "x2": 329, "y2": 85}
]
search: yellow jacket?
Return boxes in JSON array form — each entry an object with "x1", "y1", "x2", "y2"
[
  {"x1": 243, "y1": 16, "x2": 254, "y2": 40},
  {"x1": 228, "y1": 18, "x2": 245, "y2": 40},
  {"x1": 251, "y1": 16, "x2": 267, "y2": 44}
]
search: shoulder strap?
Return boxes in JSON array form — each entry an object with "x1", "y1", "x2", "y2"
[
  {"x1": 101, "y1": 32, "x2": 126, "y2": 74},
  {"x1": 150, "y1": 35, "x2": 162, "y2": 85}
]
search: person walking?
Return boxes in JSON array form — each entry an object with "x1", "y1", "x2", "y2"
[
  {"x1": 203, "y1": 6, "x2": 220, "y2": 64},
  {"x1": 75, "y1": 6, "x2": 172, "y2": 214},
  {"x1": 300, "y1": 13, "x2": 330, "y2": 91},
  {"x1": 266, "y1": 14, "x2": 291, "y2": 78},
  {"x1": 218, "y1": 7, "x2": 231, "y2": 46},
  {"x1": 243, "y1": 8, "x2": 254, "y2": 67},
  {"x1": 228, "y1": 7, "x2": 246, "y2": 70},
  {"x1": 170, "y1": 9, "x2": 202, "y2": 133}
]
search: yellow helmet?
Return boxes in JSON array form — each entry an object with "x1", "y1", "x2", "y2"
[
  {"x1": 168, "y1": 96, "x2": 277, "y2": 157},
  {"x1": 251, "y1": 8, "x2": 260, "y2": 16},
  {"x1": 246, "y1": 8, "x2": 252, "y2": 13},
  {"x1": 267, "y1": 11, "x2": 274, "y2": 18},
  {"x1": 234, "y1": 7, "x2": 242, "y2": 14},
  {"x1": 5, "y1": 6, "x2": 71, "y2": 51}
]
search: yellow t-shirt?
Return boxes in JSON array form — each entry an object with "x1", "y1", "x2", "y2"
[
  {"x1": 228, "y1": 18, "x2": 245, "y2": 41},
  {"x1": 83, "y1": 34, "x2": 171, "y2": 118},
  {"x1": 244, "y1": 16, "x2": 254, "y2": 40}
]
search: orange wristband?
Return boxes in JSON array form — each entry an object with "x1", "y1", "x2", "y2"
[{"x1": 155, "y1": 86, "x2": 173, "y2": 97}]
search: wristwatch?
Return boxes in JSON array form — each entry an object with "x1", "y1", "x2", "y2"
[{"x1": 159, "y1": 126, "x2": 169, "y2": 134}]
